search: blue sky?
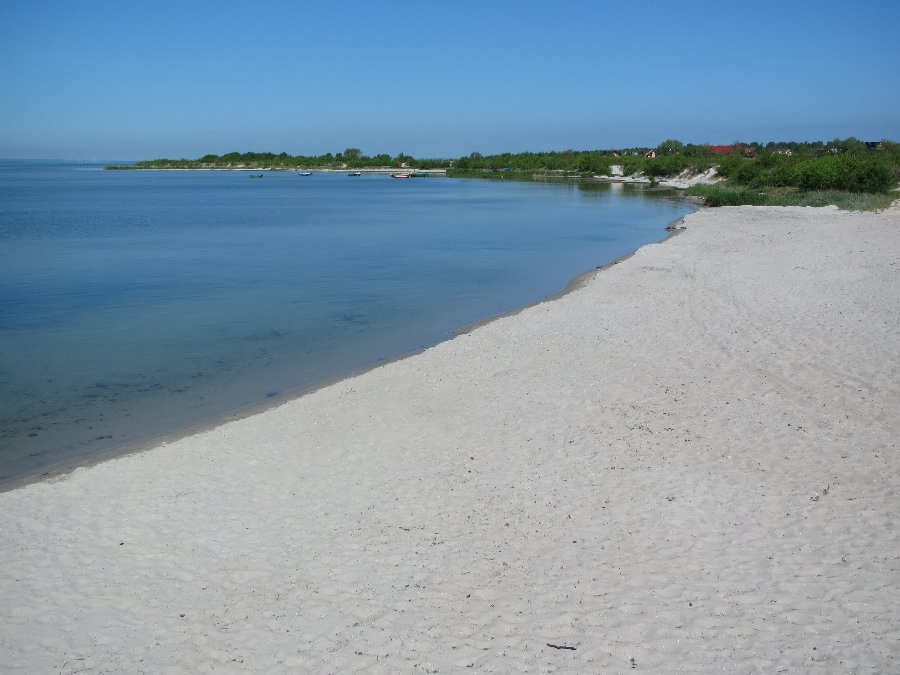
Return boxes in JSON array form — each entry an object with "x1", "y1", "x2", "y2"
[{"x1": 1, "y1": 1, "x2": 898, "y2": 160}]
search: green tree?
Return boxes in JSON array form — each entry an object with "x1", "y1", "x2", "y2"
[{"x1": 657, "y1": 139, "x2": 684, "y2": 155}]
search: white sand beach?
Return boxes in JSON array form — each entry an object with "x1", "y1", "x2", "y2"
[{"x1": 1, "y1": 204, "x2": 898, "y2": 673}]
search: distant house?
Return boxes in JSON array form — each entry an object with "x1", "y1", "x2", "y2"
[
  {"x1": 709, "y1": 144, "x2": 754, "y2": 156},
  {"x1": 644, "y1": 150, "x2": 657, "y2": 158}
]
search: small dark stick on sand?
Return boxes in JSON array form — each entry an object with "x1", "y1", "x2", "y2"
[{"x1": 546, "y1": 643, "x2": 577, "y2": 650}]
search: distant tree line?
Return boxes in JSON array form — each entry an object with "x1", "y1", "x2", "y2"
[
  {"x1": 118, "y1": 148, "x2": 453, "y2": 171},
  {"x1": 109, "y1": 138, "x2": 899, "y2": 194},
  {"x1": 451, "y1": 139, "x2": 899, "y2": 194}
]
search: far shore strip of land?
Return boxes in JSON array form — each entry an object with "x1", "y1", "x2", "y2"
[
  {"x1": 112, "y1": 166, "x2": 450, "y2": 174},
  {"x1": 113, "y1": 164, "x2": 719, "y2": 189},
  {"x1": 1, "y1": 202, "x2": 898, "y2": 672}
]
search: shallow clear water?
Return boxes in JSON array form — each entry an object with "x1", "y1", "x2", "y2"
[{"x1": 0, "y1": 161, "x2": 694, "y2": 483}]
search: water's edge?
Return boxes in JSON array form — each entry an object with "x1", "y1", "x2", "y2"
[{"x1": 1, "y1": 212, "x2": 692, "y2": 493}]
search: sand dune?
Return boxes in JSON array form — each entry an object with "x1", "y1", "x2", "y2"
[{"x1": 2, "y1": 204, "x2": 898, "y2": 673}]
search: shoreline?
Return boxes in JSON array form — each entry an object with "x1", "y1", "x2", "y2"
[
  {"x1": 455, "y1": 216, "x2": 688, "y2": 337},
  {"x1": 1, "y1": 212, "x2": 691, "y2": 493},
  {"x1": 108, "y1": 166, "x2": 450, "y2": 175},
  {"x1": 1, "y1": 203, "x2": 898, "y2": 671}
]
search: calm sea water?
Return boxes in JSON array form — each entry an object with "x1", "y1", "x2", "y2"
[{"x1": 0, "y1": 161, "x2": 694, "y2": 484}]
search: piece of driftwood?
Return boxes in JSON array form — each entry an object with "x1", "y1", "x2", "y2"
[{"x1": 546, "y1": 643, "x2": 577, "y2": 650}]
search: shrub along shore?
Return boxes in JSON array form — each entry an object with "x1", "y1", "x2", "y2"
[{"x1": 109, "y1": 138, "x2": 900, "y2": 210}]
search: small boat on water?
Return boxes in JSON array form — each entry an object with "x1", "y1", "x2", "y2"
[
  {"x1": 250, "y1": 173, "x2": 264, "y2": 178},
  {"x1": 348, "y1": 171, "x2": 362, "y2": 176},
  {"x1": 298, "y1": 171, "x2": 312, "y2": 176},
  {"x1": 391, "y1": 172, "x2": 428, "y2": 179}
]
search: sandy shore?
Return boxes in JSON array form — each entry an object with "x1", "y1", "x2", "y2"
[
  {"x1": 2, "y1": 204, "x2": 898, "y2": 673},
  {"x1": 596, "y1": 166, "x2": 722, "y2": 189}
]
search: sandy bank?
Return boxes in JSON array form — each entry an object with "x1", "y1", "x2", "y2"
[
  {"x1": 1, "y1": 204, "x2": 898, "y2": 672},
  {"x1": 596, "y1": 166, "x2": 722, "y2": 189}
]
